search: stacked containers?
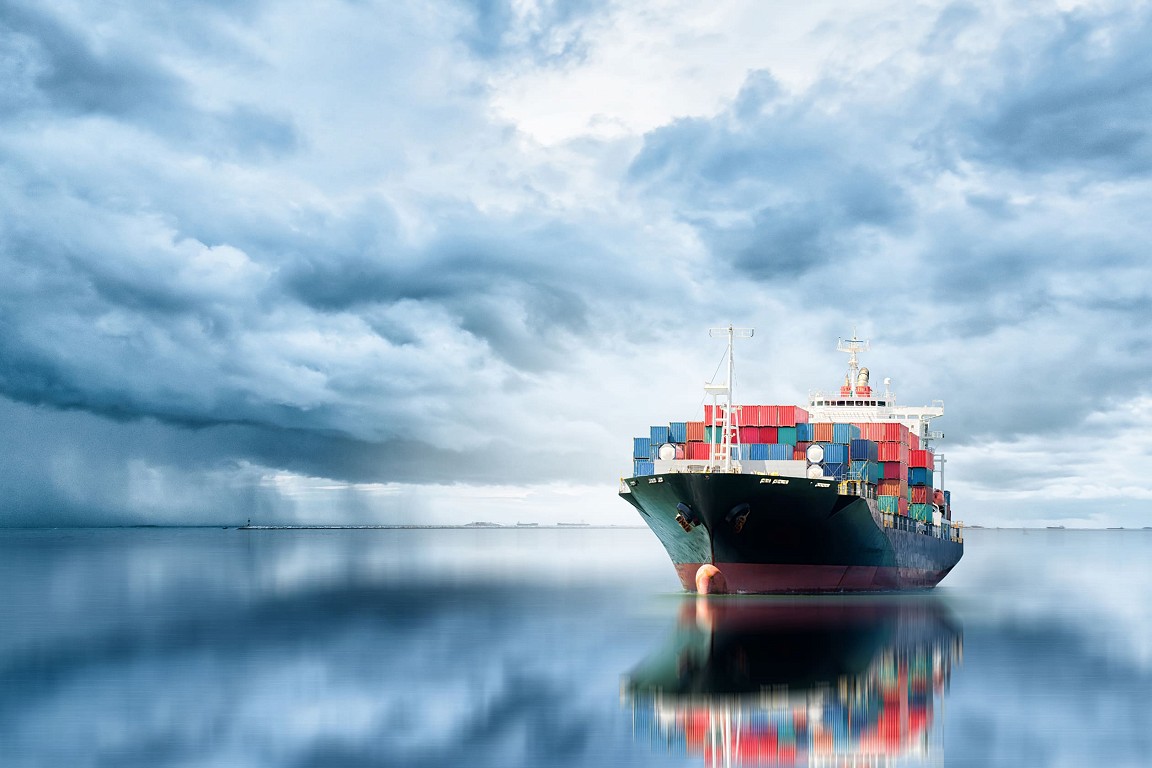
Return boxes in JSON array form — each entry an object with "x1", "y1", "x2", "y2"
[
  {"x1": 816, "y1": 442, "x2": 850, "y2": 480},
  {"x1": 858, "y1": 422, "x2": 912, "y2": 517}
]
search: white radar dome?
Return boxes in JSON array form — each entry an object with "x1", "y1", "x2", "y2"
[
  {"x1": 805, "y1": 444, "x2": 825, "y2": 463},
  {"x1": 658, "y1": 443, "x2": 677, "y2": 461},
  {"x1": 806, "y1": 464, "x2": 826, "y2": 479}
]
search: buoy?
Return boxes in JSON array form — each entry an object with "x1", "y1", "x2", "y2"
[{"x1": 695, "y1": 564, "x2": 728, "y2": 595}]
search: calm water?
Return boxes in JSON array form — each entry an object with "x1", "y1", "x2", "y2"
[{"x1": 2, "y1": 527, "x2": 1151, "y2": 767}]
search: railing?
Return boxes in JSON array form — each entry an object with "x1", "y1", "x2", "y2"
[{"x1": 881, "y1": 513, "x2": 965, "y2": 542}]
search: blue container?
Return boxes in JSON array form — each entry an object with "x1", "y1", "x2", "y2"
[
  {"x1": 650, "y1": 425, "x2": 671, "y2": 445},
  {"x1": 648, "y1": 442, "x2": 660, "y2": 461},
  {"x1": 796, "y1": 422, "x2": 814, "y2": 442},
  {"x1": 633, "y1": 460, "x2": 654, "y2": 477},
  {"x1": 768, "y1": 443, "x2": 794, "y2": 460},
  {"x1": 823, "y1": 461, "x2": 848, "y2": 480},
  {"x1": 850, "y1": 438, "x2": 878, "y2": 462},
  {"x1": 669, "y1": 422, "x2": 688, "y2": 444},
  {"x1": 850, "y1": 460, "x2": 879, "y2": 484},
  {"x1": 944, "y1": 489, "x2": 951, "y2": 506},
  {"x1": 633, "y1": 437, "x2": 650, "y2": 459},
  {"x1": 909, "y1": 467, "x2": 933, "y2": 486},
  {"x1": 748, "y1": 443, "x2": 769, "y2": 460},
  {"x1": 776, "y1": 426, "x2": 798, "y2": 446},
  {"x1": 817, "y1": 442, "x2": 849, "y2": 464},
  {"x1": 832, "y1": 423, "x2": 861, "y2": 444}
]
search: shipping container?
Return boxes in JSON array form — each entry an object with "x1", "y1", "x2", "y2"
[
  {"x1": 633, "y1": 460, "x2": 654, "y2": 477},
  {"x1": 813, "y1": 423, "x2": 834, "y2": 442},
  {"x1": 910, "y1": 502, "x2": 932, "y2": 522},
  {"x1": 776, "y1": 426, "x2": 798, "y2": 446},
  {"x1": 877, "y1": 478, "x2": 907, "y2": 497},
  {"x1": 669, "y1": 421, "x2": 688, "y2": 444},
  {"x1": 909, "y1": 432, "x2": 920, "y2": 450},
  {"x1": 796, "y1": 422, "x2": 815, "y2": 442},
  {"x1": 650, "y1": 425, "x2": 671, "y2": 445},
  {"x1": 633, "y1": 437, "x2": 649, "y2": 459},
  {"x1": 767, "y1": 443, "x2": 794, "y2": 461},
  {"x1": 877, "y1": 495, "x2": 900, "y2": 514},
  {"x1": 908, "y1": 467, "x2": 933, "y2": 486},
  {"x1": 831, "y1": 423, "x2": 862, "y2": 444},
  {"x1": 850, "y1": 460, "x2": 880, "y2": 484},
  {"x1": 911, "y1": 486, "x2": 930, "y2": 504},
  {"x1": 879, "y1": 461, "x2": 905, "y2": 480},
  {"x1": 908, "y1": 449, "x2": 934, "y2": 469},
  {"x1": 849, "y1": 438, "x2": 879, "y2": 462},
  {"x1": 686, "y1": 442, "x2": 711, "y2": 460},
  {"x1": 793, "y1": 448, "x2": 807, "y2": 460},
  {"x1": 877, "y1": 442, "x2": 909, "y2": 463},
  {"x1": 822, "y1": 462, "x2": 848, "y2": 480},
  {"x1": 686, "y1": 421, "x2": 705, "y2": 442},
  {"x1": 816, "y1": 442, "x2": 849, "y2": 464},
  {"x1": 854, "y1": 422, "x2": 910, "y2": 444}
]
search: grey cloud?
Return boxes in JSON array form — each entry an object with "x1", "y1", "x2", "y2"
[
  {"x1": 957, "y1": 6, "x2": 1152, "y2": 176},
  {"x1": 0, "y1": 0, "x2": 297, "y2": 157},
  {"x1": 628, "y1": 89, "x2": 913, "y2": 281}
]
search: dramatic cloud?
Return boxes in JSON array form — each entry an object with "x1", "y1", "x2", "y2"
[{"x1": 1, "y1": 0, "x2": 1151, "y2": 524}]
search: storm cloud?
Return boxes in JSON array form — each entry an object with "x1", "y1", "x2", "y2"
[{"x1": 1, "y1": 0, "x2": 1151, "y2": 524}]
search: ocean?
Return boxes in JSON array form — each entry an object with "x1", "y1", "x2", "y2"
[{"x1": 1, "y1": 527, "x2": 1150, "y2": 766}]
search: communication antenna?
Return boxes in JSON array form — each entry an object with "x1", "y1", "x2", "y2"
[{"x1": 707, "y1": 325, "x2": 754, "y2": 472}]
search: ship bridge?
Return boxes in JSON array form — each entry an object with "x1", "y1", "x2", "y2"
[{"x1": 807, "y1": 334, "x2": 944, "y2": 445}]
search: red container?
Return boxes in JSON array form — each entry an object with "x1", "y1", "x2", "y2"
[
  {"x1": 909, "y1": 449, "x2": 934, "y2": 469},
  {"x1": 686, "y1": 442, "x2": 711, "y2": 460},
  {"x1": 909, "y1": 432, "x2": 920, "y2": 450},
  {"x1": 911, "y1": 485, "x2": 930, "y2": 504},
  {"x1": 899, "y1": 496, "x2": 909, "y2": 516},
  {"x1": 704, "y1": 404, "x2": 724, "y2": 424},
  {"x1": 793, "y1": 448, "x2": 807, "y2": 460},
  {"x1": 881, "y1": 461, "x2": 906, "y2": 480},
  {"x1": 813, "y1": 423, "x2": 834, "y2": 442},
  {"x1": 760, "y1": 426, "x2": 778, "y2": 443},
  {"x1": 748, "y1": 405, "x2": 766, "y2": 426},
  {"x1": 877, "y1": 442, "x2": 908, "y2": 463},
  {"x1": 686, "y1": 421, "x2": 705, "y2": 442},
  {"x1": 766, "y1": 405, "x2": 809, "y2": 426}
]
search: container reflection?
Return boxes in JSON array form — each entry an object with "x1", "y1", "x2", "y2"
[{"x1": 624, "y1": 597, "x2": 962, "y2": 767}]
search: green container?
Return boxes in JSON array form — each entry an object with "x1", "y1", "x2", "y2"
[
  {"x1": 877, "y1": 495, "x2": 899, "y2": 514},
  {"x1": 910, "y1": 502, "x2": 932, "y2": 521},
  {"x1": 776, "y1": 426, "x2": 798, "y2": 446}
]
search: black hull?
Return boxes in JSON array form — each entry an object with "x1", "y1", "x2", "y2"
[{"x1": 620, "y1": 473, "x2": 963, "y2": 593}]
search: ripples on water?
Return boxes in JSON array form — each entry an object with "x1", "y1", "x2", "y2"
[{"x1": 1, "y1": 527, "x2": 1150, "y2": 766}]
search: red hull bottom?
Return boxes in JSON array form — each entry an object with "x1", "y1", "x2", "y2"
[{"x1": 674, "y1": 562, "x2": 951, "y2": 594}]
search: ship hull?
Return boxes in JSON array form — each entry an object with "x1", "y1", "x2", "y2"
[{"x1": 620, "y1": 473, "x2": 963, "y2": 593}]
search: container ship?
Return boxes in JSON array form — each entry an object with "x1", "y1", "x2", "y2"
[
  {"x1": 619, "y1": 328, "x2": 964, "y2": 593},
  {"x1": 623, "y1": 597, "x2": 962, "y2": 766}
]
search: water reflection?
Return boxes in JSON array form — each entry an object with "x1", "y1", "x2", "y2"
[{"x1": 625, "y1": 597, "x2": 962, "y2": 766}]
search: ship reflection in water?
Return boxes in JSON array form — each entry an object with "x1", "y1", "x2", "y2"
[{"x1": 624, "y1": 597, "x2": 962, "y2": 767}]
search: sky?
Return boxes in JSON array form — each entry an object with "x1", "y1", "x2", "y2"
[{"x1": 2, "y1": 0, "x2": 1151, "y2": 527}]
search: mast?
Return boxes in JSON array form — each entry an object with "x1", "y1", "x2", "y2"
[
  {"x1": 836, "y1": 329, "x2": 870, "y2": 397},
  {"x1": 708, "y1": 325, "x2": 753, "y2": 472}
]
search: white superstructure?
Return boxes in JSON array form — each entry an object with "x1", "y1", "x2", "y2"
[{"x1": 807, "y1": 332, "x2": 944, "y2": 450}]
